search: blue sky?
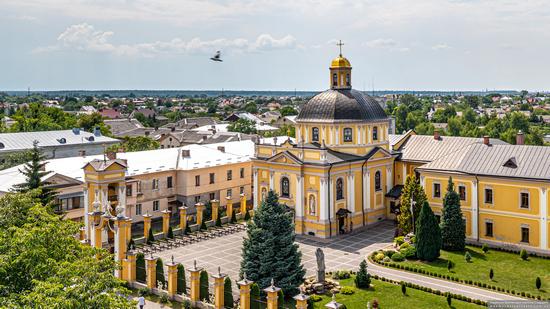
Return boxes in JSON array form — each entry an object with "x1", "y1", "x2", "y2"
[{"x1": 1, "y1": 0, "x2": 549, "y2": 91}]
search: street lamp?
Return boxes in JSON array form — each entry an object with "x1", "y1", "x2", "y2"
[{"x1": 410, "y1": 197, "x2": 416, "y2": 234}]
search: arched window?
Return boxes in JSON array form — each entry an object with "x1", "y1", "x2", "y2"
[
  {"x1": 346, "y1": 74, "x2": 350, "y2": 86},
  {"x1": 372, "y1": 126, "x2": 378, "y2": 141},
  {"x1": 332, "y1": 73, "x2": 338, "y2": 86},
  {"x1": 309, "y1": 194, "x2": 316, "y2": 215},
  {"x1": 375, "y1": 171, "x2": 381, "y2": 191},
  {"x1": 336, "y1": 178, "x2": 344, "y2": 200},
  {"x1": 343, "y1": 128, "x2": 353, "y2": 142},
  {"x1": 312, "y1": 127, "x2": 319, "y2": 142},
  {"x1": 281, "y1": 177, "x2": 290, "y2": 198}
]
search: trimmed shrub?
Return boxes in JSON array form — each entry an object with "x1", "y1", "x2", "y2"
[
  {"x1": 391, "y1": 253, "x2": 405, "y2": 262},
  {"x1": 159, "y1": 293, "x2": 169, "y2": 304},
  {"x1": 355, "y1": 260, "x2": 371, "y2": 289},
  {"x1": 244, "y1": 209, "x2": 251, "y2": 221},
  {"x1": 489, "y1": 268, "x2": 494, "y2": 280},
  {"x1": 382, "y1": 256, "x2": 391, "y2": 263},
  {"x1": 224, "y1": 277, "x2": 234, "y2": 308},
  {"x1": 394, "y1": 236, "x2": 405, "y2": 246},
  {"x1": 447, "y1": 260, "x2": 454, "y2": 272},
  {"x1": 536, "y1": 277, "x2": 542, "y2": 290},
  {"x1": 464, "y1": 251, "x2": 472, "y2": 262},
  {"x1": 401, "y1": 281, "x2": 406, "y2": 295},
  {"x1": 167, "y1": 226, "x2": 174, "y2": 239},
  {"x1": 400, "y1": 242, "x2": 411, "y2": 250},
  {"x1": 177, "y1": 264, "x2": 186, "y2": 295},
  {"x1": 230, "y1": 210, "x2": 237, "y2": 223},
  {"x1": 481, "y1": 243, "x2": 489, "y2": 253},
  {"x1": 374, "y1": 252, "x2": 385, "y2": 262},
  {"x1": 277, "y1": 290, "x2": 284, "y2": 306},
  {"x1": 520, "y1": 249, "x2": 529, "y2": 260},
  {"x1": 400, "y1": 246, "x2": 417, "y2": 259},
  {"x1": 332, "y1": 270, "x2": 351, "y2": 280},
  {"x1": 250, "y1": 283, "x2": 260, "y2": 309},
  {"x1": 384, "y1": 250, "x2": 396, "y2": 258},
  {"x1": 156, "y1": 258, "x2": 166, "y2": 288},
  {"x1": 136, "y1": 253, "x2": 146, "y2": 283},
  {"x1": 199, "y1": 270, "x2": 209, "y2": 301},
  {"x1": 447, "y1": 294, "x2": 452, "y2": 307},
  {"x1": 309, "y1": 294, "x2": 322, "y2": 302},
  {"x1": 147, "y1": 227, "x2": 155, "y2": 244},
  {"x1": 200, "y1": 220, "x2": 207, "y2": 231},
  {"x1": 215, "y1": 215, "x2": 222, "y2": 227},
  {"x1": 184, "y1": 224, "x2": 191, "y2": 235},
  {"x1": 341, "y1": 286, "x2": 355, "y2": 295}
]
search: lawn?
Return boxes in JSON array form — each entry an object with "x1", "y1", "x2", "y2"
[
  {"x1": 384, "y1": 245, "x2": 550, "y2": 298},
  {"x1": 310, "y1": 277, "x2": 483, "y2": 309}
]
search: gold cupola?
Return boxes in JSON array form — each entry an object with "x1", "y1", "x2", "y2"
[{"x1": 329, "y1": 40, "x2": 352, "y2": 90}]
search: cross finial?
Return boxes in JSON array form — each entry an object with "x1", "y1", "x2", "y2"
[{"x1": 337, "y1": 40, "x2": 344, "y2": 56}]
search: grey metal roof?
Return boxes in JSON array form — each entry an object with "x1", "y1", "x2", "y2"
[
  {"x1": 393, "y1": 134, "x2": 507, "y2": 163},
  {"x1": 418, "y1": 144, "x2": 550, "y2": 181},
  {"x1": 0, "y1": 129, "x2": 119, "y2": 152},
  {"x1": 296, "y1": 89, "x2": 388, "y2": 123}
]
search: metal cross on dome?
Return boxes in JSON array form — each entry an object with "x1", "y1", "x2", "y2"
[{"x1": 337, "y1": 40, "x2": 344, "y2": 56}]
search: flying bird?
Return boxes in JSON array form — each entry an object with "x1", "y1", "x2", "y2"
[{"x1": 210, "y1": 51, "x2": 223, "y2": 62}]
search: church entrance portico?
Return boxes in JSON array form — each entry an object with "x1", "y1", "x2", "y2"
[{"x1": 336, "y1": 208, "x2": 352, "y2": 235}]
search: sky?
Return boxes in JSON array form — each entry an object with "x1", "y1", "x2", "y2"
[{"x1": 1, "y1": 0, "x2": 549, "y2": 92}]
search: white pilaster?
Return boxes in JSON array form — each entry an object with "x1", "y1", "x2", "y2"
[
  {"x1": 472, "y1": 180, "x2": 479, "y2": 240},
  {"x1": 321, "y1": 126, "x2": 326, "y2": 143},
  {"x1": 348, "y1": 174, "x2": 355, "y2": 212},
  {"x1": 295, "y1": 176, "x2": 303, "y2": 217},
  {"x1": 118, "y1": 185, "x2": 127, "y2": 216},
  {"x1": 83, "y1": 188, "x2": 89, "y2": 240},
  {"x1": 253, "y1": 169, "x2": 259, "y2": 210},
  {"x1": 402, "y1": 164, "x2": 407, "y2": 184},
  {"x1": 319, "y1": 178, "x2": 328, "y2": 222},
  {"x1": 304, "y1": 127, "x2": 309, "y2": 143},
  {"x1": 386, "y1": 166, "x2": 393, "y2": 192},
  {"x1": 329, "y1": 178, "x2": 335, "y2": 217},
  {"x1": 357, "y1": 127, "x2": 362, "y2": 145},
  {"x1": 540, "y1": 188, "x2": 548, "y2": 250},
  {"x1": 335, "y1": 127, "x2": 339, "y2": 144},
  {"x1": 365, "y1": 171, "x2": 371, "y2": 210},
  {"x1": 420, "y1": 175, "x2": 425, "y2": 188},
  {"x1": 269, "y1": 171, "x2": 275, "y2": 191},
  {"x1": 367, "y1": 126, "x2": 371, "y2": 144}
]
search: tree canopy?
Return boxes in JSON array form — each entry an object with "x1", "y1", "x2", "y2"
[
  {"x1": 440, "y1": 177, "x2": 466, "y2": 251},
  {"x1": 415, "y1": 201, "x2": 442, "y2": 261},
  {"x1": 398, "y1": 175, "x2": 427, "y2": 235}
]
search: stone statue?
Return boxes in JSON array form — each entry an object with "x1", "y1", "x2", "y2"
[{"x1": 315, "y1": 248, "x2": 326, "y2": 282}]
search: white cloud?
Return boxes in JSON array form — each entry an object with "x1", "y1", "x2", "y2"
[
  {"x1": 34, "y1": 23, "x2": 298, "y2": 57},
  {"x1": 364, "y1": 39, "x2": 398, "y2": 48},
  {"x1": 432, "y1": 43, "x2": 452, "y2": 51}
]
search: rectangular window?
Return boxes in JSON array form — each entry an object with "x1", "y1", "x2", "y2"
[
  {"x1": 227, "y1": 188, "x2": 232, "y2": 198},
  {"x1": 167, "y1": 176, "x2": 173, "y2": 188},
  {"x1": 459, "y1": 185, "x2": 466, "y2": 201},
  {"x1": 240, "y1": 186, "x2": 245, "y2": 195},
  {"x1": 485, "y1": 222, "x2": 493, "y2": 237},
  {"x1": 484, "y1": 188, "x2": 493, "y2": 204},
  {"x1": 153, "y1": 200, "x2": 160, "y2": 212},
  {"x1": 152, "y1": 179, "x2": 159, "y2": 190},
  {"x1": 240, "y1": 168, "x2": 245, "y2": 178},
  {"x1": 194, "y1": 196, "x2": 200, "y2": 203},
  {"x1": 210, "y1": 173, "x2": 215, "y2": 184},
  {"x1": 227, "y1": 170, "x2": 233, "y2": 181},
  {"x1": 521, "y1": 227, "x2": 530, "y2": 243},
  {"x1": 433, "y1": 183, "x2": 441, "y2": 198},
  {"x1": 137, "y1": 181, "x2": 142, "y2": 193},
  {"x1": 209, "y1": 193, "x2": 215, "y2": 200},
  {"x1": 135, "y1": 203, "x2": 142, "y2": 216},
  {"x1": 343, "y1": 128, "x2": 353, "y2": 142},
  {"x1": 195, "y1": 175, "x2": 200, "y2": 187},
  {"x1": 126, "y1": 184, "x2": 133, "y2": 196},
  {"x1": 520, "y1": 192, "x2": 529, "y2": 209}
]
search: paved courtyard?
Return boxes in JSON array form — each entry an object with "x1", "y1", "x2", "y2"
[{"x1": 155, "y1": 220, "x2": 395, "y2": 282}]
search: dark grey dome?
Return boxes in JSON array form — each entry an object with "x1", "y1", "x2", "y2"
[{"x1": 296, "y1": 89, "x2": 388, "y2": 123}]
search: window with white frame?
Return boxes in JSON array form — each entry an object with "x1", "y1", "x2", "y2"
[
  {"x1": 153, "y1": 200, "x2": 160, "y2": 212},
  {"x1": 520, "y1": 192, "x2": 529, "y2": 209},
  {"x1": 152, "y1": 179, "x2": 159, "y2": 190},
  {"x1": 135, "y1": 204, "x2": 142, "y2": 216},
  {"x1": 484, "y1": 188, "x2": 493, "y2": 204},
  {"x1": 459, "y1": 185, "x2": 466, "y2": 201},
  {"x1": 433, "y1": 183, "x2": 441, "y2": 198},
  {"x1": 521, "y1": 226, "x2": 530, "y2": 243}
]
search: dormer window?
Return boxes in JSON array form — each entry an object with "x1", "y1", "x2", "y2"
[
  {"x1": 343, "y1": 128, "x2": 352, "y2": 142},
  {"x1": 57, "y1": 138, "x2": 67, "y2": 144},
  {"x1": 87, "y1": 136, "x2": 95, "y2": 142},
  {"x1": 312, "y1": 127, "x2": 319, "y2": 142},
  {"x1": 0, "y1": 142, "x2": 5, "y2": 149},
  {"x1": 503, "y1": 157, "x2": 518, "y2": 169}
]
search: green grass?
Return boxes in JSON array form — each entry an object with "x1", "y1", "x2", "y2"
[
  {"x1": 310, "y1": 277, "x2": 483, "y2": 309},
  {"x1": 386, "y1": 246, "x2": 550, "y2": 298}
]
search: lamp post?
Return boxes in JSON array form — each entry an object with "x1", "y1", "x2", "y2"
[{"x1": 410, "y1": 197, "x2": 416, "y2": 234}]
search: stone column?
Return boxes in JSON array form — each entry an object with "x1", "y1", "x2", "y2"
[
  {"x1": 145, "y1": 255, "x2": 158, "y2": 289},
  {"x1": 179, "y1": 206, "x2": 188, "y2": 232},
  {"x1": 161, "y1": 209, "x2": 171, "y2": 236},
  {"x1": 472, "y1": 180, "x2": 479, "y2": 240},
  {"x1": 540, "y1": 187, "x2": 548, "y2": 250},
  {"x1": 240, "y1": 193, "x2": 247, "y2": 215},
  {"x1": 263, "y1": 279, "x2": 281, "y2": 309},
  {"x1": 195, "y1": 202, "x2": 205, "y2": 227},
  {"x1": 143, "y1": 212, "x2": 152, "y2": 240},
  {"x1": 226, "y1": 197, "x2": 233, "y2": 219},
  {"x1": 237, "y1": 274, "x2": 254, "y2": 309},
  {"x1": 211, "y1": 199, "x2": 220, "y2": 223},
  {"x1": 293, "y1": 291, "x2": 309, "y2": 309},
  {"x1": 253, "y1": 169, "x2": 259, "y2": 210},
  {"x1": 166, "y1": 256, "x2": 178, "y2": 298},
  {"x1": 212, "y1": 267, "x2": 227, "y2": 309},
  {"x1": 125, "y1": 251, "x2": 137, "y2": 283},
  {"x1": 189, "y1": 260, "x2": 203, "y2": 302}
]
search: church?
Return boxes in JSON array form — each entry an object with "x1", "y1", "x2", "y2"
[{"x1": 253, "y1": 49, "x2": 395, "y2": 238}]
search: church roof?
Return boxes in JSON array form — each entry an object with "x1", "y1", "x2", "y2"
[
  {"x1": 296, "y1": 89, "x2": 388, "y2": 123},
  {"x1": 330, "y1": 56, "x2": 351, "y2": 68}
]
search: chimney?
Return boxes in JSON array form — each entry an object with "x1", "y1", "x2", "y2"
[
  {"x1": 72, "y1": 128, "x2": 80, "y2": 135},
  {"x1": 217, "y1": 146, "x2": 225, "y2": 153},
  {"x1": 433, "y1": 130, "x2": 440, "y2": 140},
  {"x1": 483, "y1": 135, "x2": 490, "y2": 146},
  {"x1": 516, "y1": 130, "x2": 525, "y2": 145},
  {"x1": 93, "y1": 126, "x2": 101, "y2": 137},
  {"x1": 106, "y1": 151, "x2": 116, "y2": 160},
  {"x1": 181, "y1": 149, "x2": 191, "y2": 157}
]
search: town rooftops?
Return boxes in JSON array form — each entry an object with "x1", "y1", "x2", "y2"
[
  {"x1": 0, "y1": 129, "x2": 119, "y2": 152},
  {"x1": 417, "y1": 143, "x2": 550, "y2": 181}
]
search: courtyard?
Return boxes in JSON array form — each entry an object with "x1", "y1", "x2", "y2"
[{"x1": 155, "y1": 221, "x2": 395, "y2": 281}]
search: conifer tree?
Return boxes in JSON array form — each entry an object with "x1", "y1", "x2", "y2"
[
  {"x1": 440, "y1": 177, "x2": 466, "y2": 251},
  {"x1": 230, "y1": 210, "x2": 237, "y2": 223},
  {"x1": 224, "y1": 277, "x2": 234, "y2": 308},
  {"x1": 177, "y1": 264, "x2": 186, "y2": 294},
  {"x1": 167, "y1": 226, "x2": 174, "y2": 239},
  {"x1": 398, "y1": 175, "x2": 427, "y2": 235},
  {"x1": 156, "y1": 258, "x2": 166, "y2": 287},
  {"x1": 136, "y1": 253, "x2": 146, "y2": 283},
  {"x1": 415, "y1": 201, "x2": 441, "y2": 261},
  {"x1": 354, "y1": 260, "x2": 371, "y2": 289},
  {"x1": 199, "y1": 270, "x2": 209, "y2": 301},
  {"x1": 147, "y1": 228, "x2": 155, "y2": 245},
  {"x1": 215, "y1": 213, "x2": 222, "y2": 227},
  {"x1": 240, "y1": 190, "x2": 305, "y2": 296},
  {"x1": 250, "y1": 283, "x2": 260, "y2": 309},
  {"x1": 14, "y1": 141, "x2": 55, "y2": 204}
]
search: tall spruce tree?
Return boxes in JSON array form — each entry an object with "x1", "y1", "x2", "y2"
[
  {"x1": 398, "y1": 175, "x2": 427, "y2": 235},
  {"x1": 224, "y1": 277, "x2": 234, "y2": 308},
  {"x1": 240, "y1": 190, "x2": 305, "y2": 296},
  {"x1": 440, "y1": 177, "x2": 466, "y2": 251},
  {"x1": 416, "y1": 201, "x2": 442, "y2": 261},
  {"x1": 14, "y1": 141, "x2": 54, "y2": 204}
]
